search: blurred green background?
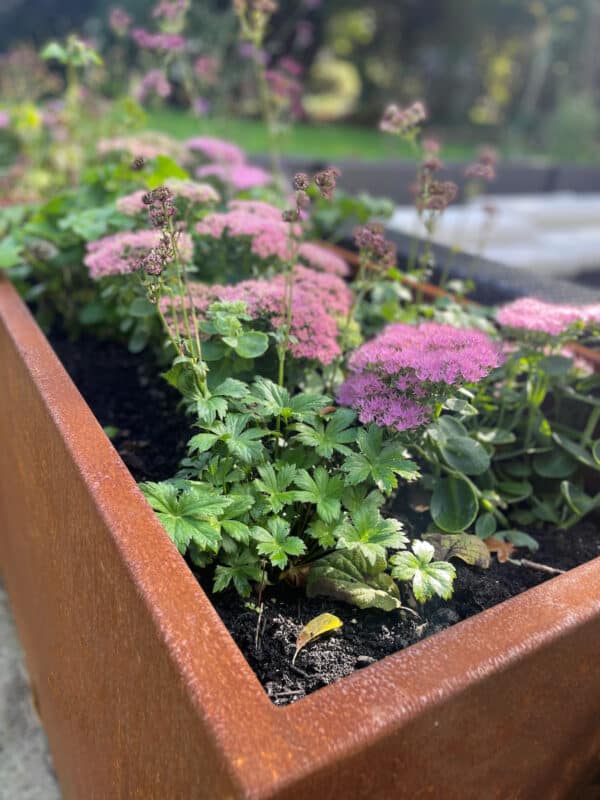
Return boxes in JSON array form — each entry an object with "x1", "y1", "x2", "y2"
[{"x1": 1, "y1": 0, "x2": 599, "y2": 162}]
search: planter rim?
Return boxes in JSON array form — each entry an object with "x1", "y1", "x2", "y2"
[{"x1": 2, "y1": 276, "x2": 600, "y2": 797}]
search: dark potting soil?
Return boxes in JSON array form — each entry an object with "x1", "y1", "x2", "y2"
[
  {"x1": 48, "y1": 331, "x2": 600, "y2": 705},
  {"x1": 47, "y1": 330, "x2": 189, "y2": 482}
]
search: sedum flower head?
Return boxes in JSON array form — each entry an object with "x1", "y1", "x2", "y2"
[
  {"x1": 84, "y1": 230, "x2": 193, "y2": 279},
  {"x1": 496, "y1": 297, "x2": 600, "y2": 337},
  {"x1": 338, "y1": 322, "x2": 503, "y2": 431}
]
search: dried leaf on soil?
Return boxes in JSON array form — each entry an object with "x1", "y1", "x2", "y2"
[
  {"x1": 293, "y1": 612, "x2": 343, "y2": 664},
  {"x1": 424, "y1": 532, "x2": 491, "y2": 568},
  {"x1": 485, "y1": 537, "x2": 516, "y2": 563}
]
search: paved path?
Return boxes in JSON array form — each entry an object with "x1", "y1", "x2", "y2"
[
  {"x1": 0, "y1": 580, "x2": 61, "y2": 800},
  {"x1": 389, "y1": 192, "x2": 600, "y2": 281}
]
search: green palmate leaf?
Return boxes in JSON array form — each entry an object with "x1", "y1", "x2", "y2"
[
  {"x1": 213, "y1": 550, "x2": 262, "y2": 597},
  {"x1": 335, "y1": 505, "x2": 407, "y2": 566},
  {"x1": 252, "y1": 517, "x2": 306, "y2": 569},
  {"x1": 423, "y1": 532, "x2": 491, "y2": 568},
  {"x1": 307, "y1": 549, "x2": 402, "y2": 611},
  {"x1": 430, "y1": 476, "x2": 478, "y2": 533},
  {"x1": 341, "y1": 485, "x2": 385, "y2": 513},
  {"x1": 343, "y1": 426, "x2": 419, "y2": 493},
  {"x1": 250, "y1": 378, "x2": 327, "y2": 422},
  {"x1": 306, "y1": 518, "x2": 339, "y2": 548},
  {"x1": 189, "y1": 414, "x2": 267, "y2": 464},
  {"x1": 0, "y1": 237, "x2": 22, "y2": 269},
  {"x1": 140, "y1": 481, "x2": 232, "y2": 554},
  {"x1": 293, "y1": 408, "x2": 357, "y2": 458},
  {"x1": 390, "y1": 540, "x2": 456, "y2": 603},
  {"x1": 59, "y1": 205, "x2": 116, "y2": 241},
  {"x1": 147, "y1": 155, "x2": 189, "y2": 188},
  {"x1": 254, "y1": 463, "x2": 297, "y2": 513},
  {"x1": 211, "y1": 378, "x2": 248, "y2": 398},
  {"x1": 292, "y1": 467, "x2": 344, "y2": 524}
]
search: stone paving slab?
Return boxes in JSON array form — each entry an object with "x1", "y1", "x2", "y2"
[{"x1": 0, "y1": 580, "x2": 61, "y2": 800}]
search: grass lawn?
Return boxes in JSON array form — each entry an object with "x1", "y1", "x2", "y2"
[{"x1": 147, "y1": 110, "x2": 482, "y2": 162}]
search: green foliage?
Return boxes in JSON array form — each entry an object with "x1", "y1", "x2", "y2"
[{"x1": 390, "y1": 541, "x2": 456, "y2": 603}]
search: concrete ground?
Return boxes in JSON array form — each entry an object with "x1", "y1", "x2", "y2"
[
  {"x1": 389, "y1": 191, "x2": 600, "y2": 281},
  {"x1": 0, "y1": 580, "x2": 61, "y2": 800}
]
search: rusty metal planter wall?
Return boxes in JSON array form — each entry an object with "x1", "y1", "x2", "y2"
[{"x1": 1, "y1": 277, "x2": 599, "y2": 800}]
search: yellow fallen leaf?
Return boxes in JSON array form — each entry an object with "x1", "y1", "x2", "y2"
[{"x1": 293, "y1": 612, "x2": 343, "y2": 664}]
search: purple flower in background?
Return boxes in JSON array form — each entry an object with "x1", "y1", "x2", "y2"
[
  {"x1": 294, "y1": 21, "x2": 314, "y2": 49},
  {"x1": 152, "y1": 0, "x2": 188, "y2": 20},
  {"x1": 238, "y1": 42, "x2": 268, "y2": 65},
  {"x1": 109, "y1": 7, "x2": 132, "y2": 36},
  {"x1": 0, "y1": 111, "x2": 10, "y2": 129},
  {"x1": 196, "y1": 163, "x2": 272, "y2": 191},
  {"x1": 134, "y1": 70, "x2": 171, "y2": 103},
  {"x1": 131, "y1": 28, "x2": 186, "y2": 52},
  {"x1": 84, "y1": 230, "x2": 193, "y2": 279},
  {"x1": 192, "y1": 97, "x2": 211, "y2": 116}
]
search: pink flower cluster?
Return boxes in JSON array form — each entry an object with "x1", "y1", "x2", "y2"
[
  {"x1": 195, "y1": 163, "x2": 272, "y2": 190},
  {"x1": 297, "y1": 242, "x2": 349, "y2": 276},
  {"x1": 162, "y1": 266, "x2": 349, "y2": 363},
  {"x1": 97, "y1": 132, "x2": 183, "y2": 161},
  {"x1": 152, "y1": 0, "x2": 188, "y2": 20},
  {"x1": 186, "y1": 136, "x2": 245, "y2": 165},
  {"x1": 84, "y1": 230, "x2": 193, "y2": 279},
  {"x1": 338, "y1": 323, "x2": 503, "y2": 431},
  {"x1": 109, "y1": 8, "x2": 132, "y2": 36},
  {"x1": 195, "y1": 202, "x2": 299, "y2": 260},
  {"x1": 117, "y1": 180, "x2": 220, "y2": 216},
  {"x1": 497, "y1": 297, "x2": 600, "y2": 337},
  {"x1": 134, "y1": 70, "x2": 171, "y2": 103},
  {"x1": 131, "y1": 28, "x2": 186, "y2": 52}
]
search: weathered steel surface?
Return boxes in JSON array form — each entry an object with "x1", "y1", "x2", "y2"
[{"x1": 1, "y1": 278, "x2": 599, "y2": 799}]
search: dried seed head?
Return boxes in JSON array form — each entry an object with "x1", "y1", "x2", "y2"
[
  {"x1": 314, "y1": 166, "x2": 341, "y2": 200},
  {"x1": 380, "y1": 101, "x2": 427, "y2": 135},
  {"x1": 465, "y1": 162, "x2": 496, "y2": 181},
  {"x1": 282, "y1": 208, "x2": 299, "y2": 222},
  {"x1": 131, "y1": 156, "x2": 146, "y2": 171},
  {"x1": 293, "y1": 172, "x2": 311, "y2": 191}
]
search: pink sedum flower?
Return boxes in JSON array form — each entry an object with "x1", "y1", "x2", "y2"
[
  {"x1": 160, "y1": 266, "x2": 347, "y2": 364},
  {"x1": 186, "y1": 136, "x2": 245, "y2": 164},
  {"x1": 298, "y1": 242, "x2": 350, "y2": 277},
  {"x1": 195, "y1": 206, "x2": 298, "y2": 261},
  {"x1": 97, "y1": 132, "x2": 184, "y2": 161},
  {"x1": 84, "y1": 230, "x2": 193, "y2": 279},
  {"x1": 134, "y1": 70, "x2": 171, "y2": 103},
  {"x1": 496, "y1": 297, "x2": 600, "y2": 337},
  {"x1": 338, "y1": 322, "x2": 503, "y2": 431},
  {"x1": 131, "y1": 28, "x2": 186, "y2": 52},
  {"x1": 195, "y1": 162, "x2": 272, "y2": 190}
]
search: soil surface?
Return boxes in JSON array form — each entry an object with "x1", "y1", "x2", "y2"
[{"x1": 49, "y1": 331, "x2": 600, "y2": 705}]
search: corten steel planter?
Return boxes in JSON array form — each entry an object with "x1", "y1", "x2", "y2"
[{"x1": 1, "y1": 276, "x2": 600, "y2": 800}]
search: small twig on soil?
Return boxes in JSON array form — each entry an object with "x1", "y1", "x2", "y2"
[
  {"x1": 290, "y1": 663, "x2": 312, "y2": 680},
  {"x1": 273, "y1": 689, "x2": 305, "y2": 699},
  {"x1": 512, "y1": 558, "x2": 566, "y2": 576}
]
